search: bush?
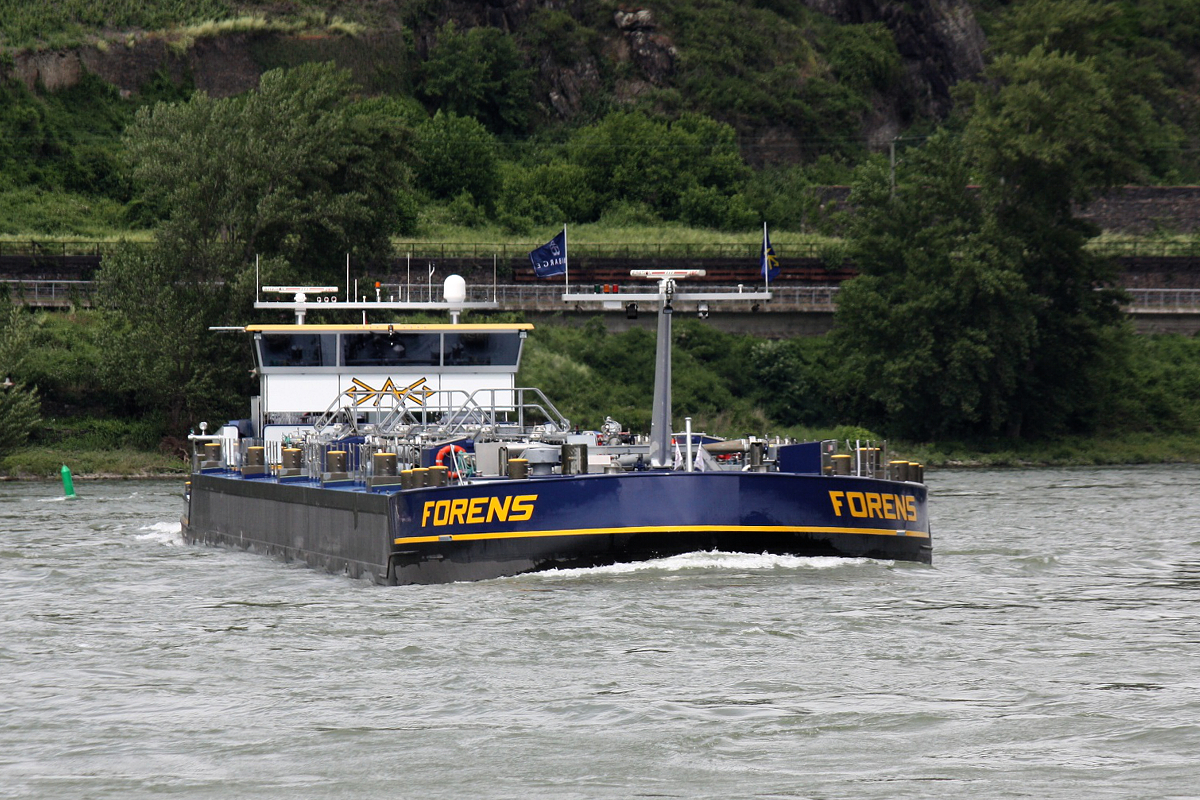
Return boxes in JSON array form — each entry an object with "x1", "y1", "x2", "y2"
[
  {"x1": 412, "y1": 111, "x2": 501, "y2": 209},
  {"x1": 35, "y1": 416, "x2": 165, "y2": 451}
]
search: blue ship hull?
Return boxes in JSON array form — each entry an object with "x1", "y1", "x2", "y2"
[{"x1": 184, "y1": 470, "x2": 931, "y2": 584}]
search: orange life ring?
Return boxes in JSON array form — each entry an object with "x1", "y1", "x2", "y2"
[{"x1": 435, "y1": 444, "x2": 467, "y2": 479}]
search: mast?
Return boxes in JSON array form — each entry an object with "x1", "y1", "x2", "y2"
[
  {"x1": 561, "y1": 268, "x2": 773, "y2": 469},
  {"x1": 648, "y1": 276, "x2": 675, "y2": 468}
]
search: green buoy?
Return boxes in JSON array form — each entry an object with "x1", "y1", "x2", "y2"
[{"x1": 61, "y1": 464, "x2": 76, "y2": 499}]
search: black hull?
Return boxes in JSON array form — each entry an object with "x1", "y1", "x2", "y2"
[{"x1": 184, "y1": 471, "x2": 932, "y2": 585}]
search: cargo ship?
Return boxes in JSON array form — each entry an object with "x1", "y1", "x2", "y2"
[{"x1": 182, "y1": 271, "x2": 931, "y2": 583}]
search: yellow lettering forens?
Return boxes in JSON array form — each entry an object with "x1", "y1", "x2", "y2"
[
  {"x1": 827, "y1": 490, "x2": 916, "y2": 522},
  {"x1": 422, "y1": 494, "x2": 538, "y2": 527}
]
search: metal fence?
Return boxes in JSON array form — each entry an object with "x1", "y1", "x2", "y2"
[
  {"x1": 9, "y1": 281, "x2": 1200, "y2": 313},
  {"x1": 0, "y1": 280, "x2": 94, "y2": 307},
  {"x1": 4, "y1": 238, "x2": 1200, "y2": 260},
  {"x1": 391, "y1": 241, "x2": 832, "y2": 260},
  {"x1": 0, "y1": 241, "x2": 139, "y2": 258},
  {"x1": 1124, "y1": 288, "x2": 1200, "y2": 310}
]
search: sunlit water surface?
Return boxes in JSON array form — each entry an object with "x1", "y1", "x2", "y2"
[{"x1": 2, "y1": 466, "x2": 1198, "y2": 799}]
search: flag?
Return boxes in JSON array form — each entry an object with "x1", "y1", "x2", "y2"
[
  {"x1": 761, "y1": 224, "x2": 780, "y2": 283},
  {"x1": 529, "y1": 228, "x2": 567, "y2": 278}
]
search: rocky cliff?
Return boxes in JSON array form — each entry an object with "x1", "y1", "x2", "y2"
[{"x1": 6, "y1": 0, "x2": 987, "y2": 160}]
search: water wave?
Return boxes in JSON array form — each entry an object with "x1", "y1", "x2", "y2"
[
  {"x1": 528, "y1": 550, "x2": 887, "y2": 579},
  {"x1": 135, "y1": 520, "x2": 184, "y2": 547}
]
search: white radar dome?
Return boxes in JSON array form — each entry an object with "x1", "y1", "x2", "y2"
[{"x1": 443, "y1": 274, "x2": 467, "y2": 304}]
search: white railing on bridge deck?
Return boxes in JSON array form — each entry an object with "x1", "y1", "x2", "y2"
[
  {"x1": 8, "y1": 281, "x2": 1200, "y2": 313},
  {"x1": 1123, "y1": 288, "x2": 1200, "y2": 311},
  {"x1": 1, "y1": 280, "x2": 93, "y2": 307}
]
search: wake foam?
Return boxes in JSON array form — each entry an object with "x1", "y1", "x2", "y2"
[
  {"x1": 530, "y1": 551, "x2": 887, "y2": 579},
  {"x1": 135, "y1": 521, "x2": 184, "y2": 547}
]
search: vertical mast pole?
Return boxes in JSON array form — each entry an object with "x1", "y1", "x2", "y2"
[{"x1": 648, "y1": 276, "x2": 674, "y2": 468}]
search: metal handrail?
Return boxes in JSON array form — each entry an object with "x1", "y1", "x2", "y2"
[
  {"x1": 0, "y1": 279, "x2": 95, "y2": 307},
  {"x1": 10, "y1": 281, "x2": 1200, "y2": 311},
  {"x1": 4, "y1": 237, "x2": 1200, "y2": 260}
]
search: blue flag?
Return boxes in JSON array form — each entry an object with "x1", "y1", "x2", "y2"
[
  {"x1": 530, "y1": 229, "x2": 567, "y2": 278},
  {"x1": 761, "y1": 224, "x2": 780, "y2": 283}
]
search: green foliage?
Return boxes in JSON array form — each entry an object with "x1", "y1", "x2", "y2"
[
  {"x1": 739, "y1": 165, "x2": 819, "y2": 231},
  {"x1": 0, "y1": 446, "x2": 185, "y2": 478},
  {"x1": 985, "y1": 0, "x2": 1192, "y2": 181},
  {"x1": 0, "y1": 0, "x2": 232, "y2": 48},
  {"x1": 34, "y1": 416, "x2": 164, "y2": 451},
  {"x1": 125, "y1": 62, "x2": 414, "y2": 273},
  {"x1": 743, "y1": 336, "x2": 836, "y2": 425},
  {"x1": 655, "y1": 0, "x2": 867, "y2": 161},
  {"x1": 0, "y1": 187, "x2": 130, "y2": 236},
  {"x1": 522, "y1": 8, "x2": 602, "y2": 64},
  {"x1": 412, "y1": 110, "x2": 500, "y2": 209},
  {"x1": 832, "y1": 135, "x2": 1040, "y2": 439},
  {"x1": 20, "y1": 310, "x2": 108, "y2": 416},
  {"x1": 0, "y1": 73, "x2": 131, "y2": 201},
  {"x1": 0, "y1": 306, "x2": 42, "y2": 453},
  {"x1": 495, "y1": 159, "x2": 598, "y2": 232},
  {"x1": 566, "y1": 110, "x2": 749, "y2": 225},
  {"x1": 834, "y1": 33, "x2": 1160, "y2": 441},
  {"x1": 418, "y1": 21, "x2": 533, "y2": 135},
  {"x1": 135, "y1": 67, "x2": 195, "y2": 106},
  {"x1": 821, "y1": 23, "x2": 903, "y2": 95},
  {"x1": 963, "y1": 45, "x2": 1157, "y2": 206},
  {"x1": 95, "y1": 242, "x2": 258, "y2": 433},
  {"x1": 1102, "y1": 334, "x2": 1200, "y2": 434}
]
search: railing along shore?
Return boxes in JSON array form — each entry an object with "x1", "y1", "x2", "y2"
[
  {"x1": 8, "y1": 281, "x2": 1200, "y2": 313},
  {"x1": 4, "y1": 238, "x2": 1200, "y2": 260}
]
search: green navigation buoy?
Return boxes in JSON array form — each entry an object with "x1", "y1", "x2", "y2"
[{"x1": 61, "y1": 464, "x2": 76, "y2": 499}]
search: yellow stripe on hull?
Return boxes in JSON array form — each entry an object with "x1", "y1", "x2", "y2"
[{"x1": 394, "y1": 524, "x2": 930, "y2": 546}]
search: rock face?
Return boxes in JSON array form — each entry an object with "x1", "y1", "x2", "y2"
[
  {"x1": 801, "y1": 0, "x2": 986, "y2": 120},
  {"x1": 13, "y1": 34, "x2": 270, "y2": 98},
  {"x1": 4, "y1": 0, "x2": 984, "y2": 151},
  {"x1": 609, "y1": 6, "x2": 677, "y2": 104}
]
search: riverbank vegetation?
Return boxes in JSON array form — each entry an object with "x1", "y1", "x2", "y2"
[
  {"x1": 4, "y1": 305, "x2": 1200, "y2": 478},
  {"x1": 2, "y1": 1, "x2": 1200, "y2": 475}
]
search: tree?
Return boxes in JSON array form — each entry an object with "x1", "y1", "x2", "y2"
[
  {"x1": 566, "y1": 110, "x2": 749, "y2": 224},
  {"x1": 412, "y1": 110, "x2": 501, "y2": 209},
  {"x1": 418, "y1": 22, "x2": 533, "y2": 135},
  {"x1": 96, "y1": 243, "x2": 265, "y2": 434},
  {"x1": 101, "y1": 63, "x2": 411, "y2": 434},
  {"x1": 832, "y1": 43, "x2": 1160, "y2": 440},
  {"x1": 831, "y1": 135, "x2": 1037, "y2": 439},
  {"x1": 124, "y1": 62, "x2": 412, "y2": 275},
  {"x1": 962, "y1": 47, "x2": 1149, "y2": 437},
  {"x1": 0, "y1": 305, "x2": 41, "y2": 454}
]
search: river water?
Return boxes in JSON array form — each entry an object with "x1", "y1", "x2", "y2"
[{"x1": 2, "y1": 466, "x2": 1198, "y2": 799}]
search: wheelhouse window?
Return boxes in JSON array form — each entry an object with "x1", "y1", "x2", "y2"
[
  {"x1": 258, "y1": 333, "x2": 336, "y2": 367},
  {"x1": 441, "y1": 332, "x2": 522, "y2": 366},
  {"x1": 341, "y1": 332, "x2": 439, "y2": 367}
]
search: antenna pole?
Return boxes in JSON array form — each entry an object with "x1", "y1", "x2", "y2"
[{"x1": 648, "y1": 276, "x2": 675, "y2": 468}]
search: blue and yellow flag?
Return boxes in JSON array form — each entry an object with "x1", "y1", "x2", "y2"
[
  {"x1": 529, "y1": 228, "x2": 567, "y2": 278},
  {"x1": 761, "y1": 224, "x2": 780, "y2": 283}
]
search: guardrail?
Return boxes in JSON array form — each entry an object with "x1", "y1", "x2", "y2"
[
  {"x1": 1124, "y1": 288, "x2": 1200, "y2": 310},
  {"x1": 0, "y1": 280, "x2": 94, "y2": 307},
  {"x1": 391, "y1": 241, "x2": 831, "y2": 260},
  {"x1": 3, "y1": 238, "x2": 1200, "y2": 260},
  {"x1": 0, "y1": 241, "x2": 138, "y2": 258},
  {"x1": 8, "y1": 281, "x2": 1200, "y2": 313}
]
